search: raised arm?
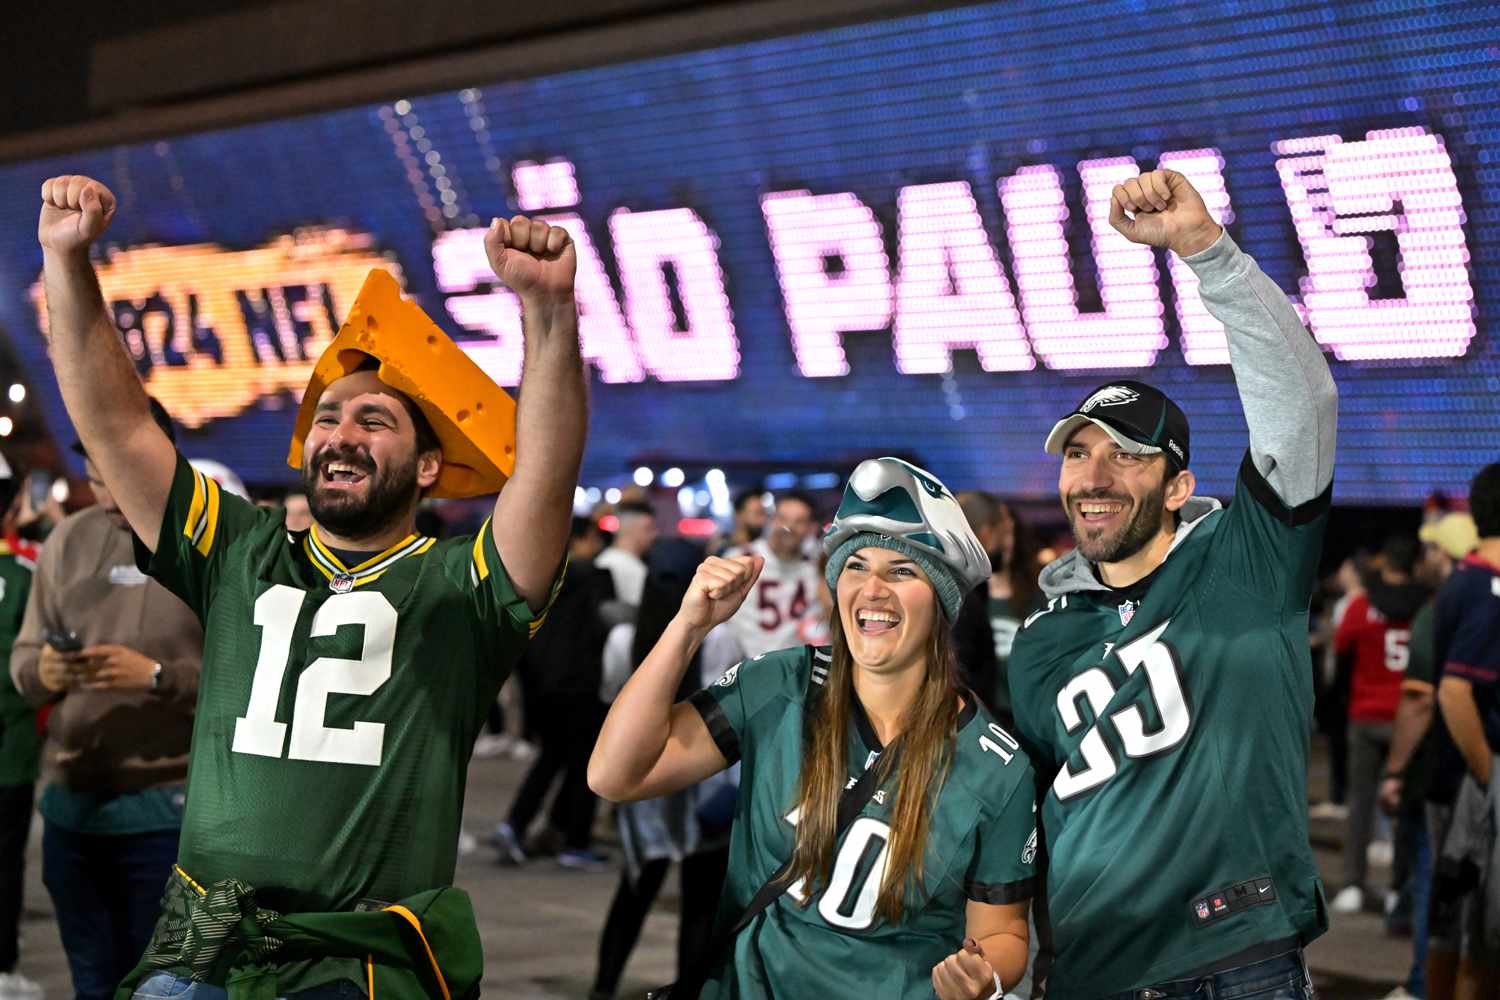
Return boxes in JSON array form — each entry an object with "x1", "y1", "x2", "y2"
[
  {"x1": 1111, "y1": 170, "x2": 1338, "y2": 506},
  {"x1": 38, "y1": 177, "x2": 176, "y2": 551},
  {"x1": 481, "y1": 216, "x2": 586, "y2": 611},
  {"x1": 589, "y1": 554, "x2": 763, "y2": 802}
]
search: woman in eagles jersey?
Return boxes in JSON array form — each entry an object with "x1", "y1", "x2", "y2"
[{"x1": 591, "y1": 458, "x2": 1038, "y2": 1000}]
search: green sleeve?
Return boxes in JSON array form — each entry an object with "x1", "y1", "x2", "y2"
[
  {"x1": 1211, "y1": 452, "x2": 1332, "y2": 614},
  {"x1": 0, "y1": 555, "x2": 37, "y2": 784},
  {"x1": 1405, "y1": 601, "x2": 1437, "y2": 687},
  {"x1": 134, "y1": 454, "x2": 272, "y2": 619},
  {"x1": 441, "y1": 517, "x2": 565, "y2": 645},
  {"x1": 965, "y1": 771, "x2": 1039, "y2": 905},
  {"x1": 687, "y1": 645, "x2": 809, "y2": 765}
]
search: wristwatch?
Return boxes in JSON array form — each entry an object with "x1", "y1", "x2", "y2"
[{"x1": 150, "y1": 662, "x2": 163, "y2": 691}]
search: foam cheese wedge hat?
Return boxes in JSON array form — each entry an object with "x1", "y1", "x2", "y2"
[{"x1": 287, "y1": 268, "x2": 517, "y2": 499}]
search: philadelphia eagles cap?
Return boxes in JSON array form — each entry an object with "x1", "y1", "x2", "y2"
[{"x1": 1044, "y1": 380, "x2": 1190, "y2": 472}]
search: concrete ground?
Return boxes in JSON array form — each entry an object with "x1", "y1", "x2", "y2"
[{"x1": 15, "y1": 741, "x2": 1413, "y2": 1000}]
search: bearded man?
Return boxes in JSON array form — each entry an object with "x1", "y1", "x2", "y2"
[
  {"x1": 37, "y1": 173, "x2": 584, "y2": 1000},
  {"x1": 1008, "y1": 169, "x2": 1338, "y2": 1000}
]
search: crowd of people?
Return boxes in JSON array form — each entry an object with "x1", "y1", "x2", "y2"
[{"x1": 0, "y1": 166, "x2": 1493, "y2": 1000}]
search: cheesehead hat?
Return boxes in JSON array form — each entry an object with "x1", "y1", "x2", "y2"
[{"x1": 287, "y1": 269, "x2": 517, "y2": 499}]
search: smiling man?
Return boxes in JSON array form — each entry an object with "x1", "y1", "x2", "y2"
[
  {"x1": 1007, "y1": 170, "x2": 1338, "y2": 1000},
  {"x1": 37, "y1": 174, "x2": 585, "y2": 1000}
]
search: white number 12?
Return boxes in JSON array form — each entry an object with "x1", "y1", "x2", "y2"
[{"x1": 231, "y1": 584, "x2": 397, "y2": 767}]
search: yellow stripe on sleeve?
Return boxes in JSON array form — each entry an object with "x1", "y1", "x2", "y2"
[
  {"x1": 194, "y1": 477, "x2": 222, "y2": 557},
  {"x1": 383, "y1": 905, "x2": 452, "y2": 1000},
  {"x1": 471, "y1": 518, "x2": 492, "y2": 583},
  {"x1": 182, "y1": 469, "x2": 207, "y2": 544}
]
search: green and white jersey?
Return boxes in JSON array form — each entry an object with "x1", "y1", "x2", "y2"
[
  {"x1": 137, "y1": 456, "x2": 555, "y2": 923},
  {"x1": 690, "y1": 645, "x2": 1037, "y2": 999},
  {"x1": 1009, "y1": 457, "x2": 1330, "y2": 998}
]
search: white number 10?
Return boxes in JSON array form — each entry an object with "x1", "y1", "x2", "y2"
[{"x1": 231, "y1": 585, "x2": 397, "y2": 767}]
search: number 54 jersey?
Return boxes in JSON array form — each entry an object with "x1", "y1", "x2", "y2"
[
  {"x1": 136, "y1": 456, "x2": 557, "y2": 915},
  {"x1": 1008, "y1": 458, "x2": 1331, "y2": 997}
]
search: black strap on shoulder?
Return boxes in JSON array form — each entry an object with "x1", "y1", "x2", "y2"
[{"x1": 668, "y1": 748, "x2": 895, "y2": 999}]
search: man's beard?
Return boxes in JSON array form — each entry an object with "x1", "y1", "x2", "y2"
[
  {"x1": 1067, "y1": 481, "x2": 1168, "y2": 565},
  {"x1": 302, "y1": 445, "x2": 419, "y2": 541}
]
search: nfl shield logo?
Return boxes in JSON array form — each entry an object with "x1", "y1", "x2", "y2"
[
  {"x1": 1117, "y1": 600, "x2": 1137, "y2": 626},
  {"x1": 1195, "y1": 900, "x2": 1210, "y2": 920},
  {"x1": 330, "y1": 573, "x2": 355, "y2": 594}
]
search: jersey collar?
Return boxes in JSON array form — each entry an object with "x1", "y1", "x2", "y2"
[{"x1": 303, "y1": 526, "x2": 436, "y2": 589}]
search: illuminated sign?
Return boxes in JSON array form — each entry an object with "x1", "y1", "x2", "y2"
[{"x1": 0, "y1": 1, "x2": 1495, "y2": 503}]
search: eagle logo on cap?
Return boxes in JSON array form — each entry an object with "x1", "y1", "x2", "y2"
[{"x1": 1079, "y1": 385, "x2": 1139, "y2": 412}]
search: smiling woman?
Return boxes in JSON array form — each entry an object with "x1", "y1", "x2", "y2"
[{"x1": 590, "y1": 457, "x2": 1040, "y2": 1000}]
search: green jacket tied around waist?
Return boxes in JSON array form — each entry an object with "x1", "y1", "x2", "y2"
[{"x1": 116, "y1": 867, "x2": 482, "y2": 1000}]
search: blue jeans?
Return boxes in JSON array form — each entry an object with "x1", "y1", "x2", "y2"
[
  {"x1": 41, "y1": 821, "x2": 180, "y2": 1000},
  {"x1": 1098, "y1": 950, "x2": 1311, "y2": 1000},
  {"x1": 131, "y1": 973, "x2": 366, "y2": 1000}
]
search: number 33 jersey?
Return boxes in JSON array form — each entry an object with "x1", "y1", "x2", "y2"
[
  {"x1": 689, "y1": 644, "x2": 1038, "y2": 999},
  {"x1": 1008, "y1": 457, "x2": 1331, "y2": 997},
  {"x1": 136, "y1": 455, "x2": 557, "y2": 914}
]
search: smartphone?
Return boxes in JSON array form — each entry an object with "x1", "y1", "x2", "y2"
[
  {"x1": 25, "y1": 472, "x2": 53, "y2": 511},
  {"x1": 44, "y1": 629, "x2": 82, "y2": 654}
]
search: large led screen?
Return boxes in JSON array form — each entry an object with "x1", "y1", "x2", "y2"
[{"x1": 0, "y1": 0, "x2": 1496, "y2": 503}]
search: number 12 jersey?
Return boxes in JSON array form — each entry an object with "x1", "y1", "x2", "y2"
[{"x1": 138, "y1": 456, "x2": 554, "y2": 917}]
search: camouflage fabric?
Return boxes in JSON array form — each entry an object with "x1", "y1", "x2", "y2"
[{"x1": 117, "y1": 868, "x2": 483, "y2": 1000}]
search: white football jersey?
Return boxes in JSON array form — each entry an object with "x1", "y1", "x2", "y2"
[{"x1": 724, "y1": 539, "x2": 824, "y2": 659}]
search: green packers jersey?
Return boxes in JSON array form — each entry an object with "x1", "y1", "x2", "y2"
[
  {"x1": 1008, "y1": 459, "x2": 1330, "y2": 998},
  {"x1": 690, "y1": 644, "x2": 1037, "y2": 999},
  {"x1": 137, "y1": 457, "x2": 554, "y2": 973},
  {"x1": 0, "y1": 540, "x2": 37, "y2": 786}
]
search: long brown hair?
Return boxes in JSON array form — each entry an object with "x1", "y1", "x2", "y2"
[{"x1": 784, "y1": 606, "x2": 962, "y2": 925}]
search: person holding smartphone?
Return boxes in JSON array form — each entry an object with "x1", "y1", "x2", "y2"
[{"x1": 8, "y1": 400, "x2": 206, "y2": 1000}]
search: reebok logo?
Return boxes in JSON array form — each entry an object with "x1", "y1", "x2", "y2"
[{"x1": 1079, "y1": 385, "x2": 1139, "y2": 413}]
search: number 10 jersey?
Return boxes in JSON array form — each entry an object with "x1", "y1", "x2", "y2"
[{"x1": 138, "y1": 456, "x2": 555, "y2": 915}]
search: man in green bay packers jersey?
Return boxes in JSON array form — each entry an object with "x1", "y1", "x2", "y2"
[
  {"x1": 1007, "y1": 170, "x2": 1337, "y2": 1000},
  {"x1": 37, "y1": 174, "x2": 585, "y2": 998}
]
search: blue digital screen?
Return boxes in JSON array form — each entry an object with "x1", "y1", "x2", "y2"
[{"x1": 0, "y1": 0, "x2": 1496, "y2": 503}]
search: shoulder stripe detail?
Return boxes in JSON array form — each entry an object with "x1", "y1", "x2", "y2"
[
  {"x1": 526, "y1": 553, "x2": 570, "y2": 639},
  {"x1": 192, "y1": 473, "x2": 222, "y2": 556},
  {"x1": 471, "y1": 518, "x2": 492, "y2": 583},
  {"x1": 183, "y1": 468, "x2": 208, "y2": 548}
]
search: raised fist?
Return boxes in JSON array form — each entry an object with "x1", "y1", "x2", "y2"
[
  {"x1": 1108, "y1": 169, "x2": 1222, "y2": 259},
  {"x1": 483, "y1": 215, "x2": 576, "y2": 304},
  {"x1": 679, "y1": 555, "x2": 765, "y2": 631},
  {"x1": 39, "y1": 175, "x2": 118, "y2": 254}
]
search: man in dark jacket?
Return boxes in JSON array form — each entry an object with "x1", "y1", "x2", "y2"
[
  {"x1": 493, "y1": 516, "x2": 616, "y2": 870},
  {"x1": 1330, "y1": 533, "x2": 1431, "y2": 915}
]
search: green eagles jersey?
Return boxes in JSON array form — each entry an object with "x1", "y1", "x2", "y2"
[
  {"x1": 1008, "y1": 458, "x2": 1330, "y2": 998},
  {"x1": 0, "y1": 540, "x2": 37, "y2": 786},
  {"x1": 136, "y1": 456, "x2": 555, "y2": 981},
  {"x1": 689, "y1": 644, "x2": 1037, "y2": 999}
]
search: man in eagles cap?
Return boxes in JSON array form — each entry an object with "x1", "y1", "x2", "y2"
[{"x1": 1009, "y1": 169, "x2": 1338, "y2": 1000}]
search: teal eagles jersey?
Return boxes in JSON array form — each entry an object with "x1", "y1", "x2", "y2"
[
  {"x1": 1009, "y1": 456, "x2": 1330, "y2": 997},
  {"x1": 137, "y1": 456, "x2": 556, "y2": 916},
  {"x1": 689, "y1": 645, "x2": 1038, "y2": 999}
]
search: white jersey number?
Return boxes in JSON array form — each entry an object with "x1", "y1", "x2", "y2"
[
  {"x1": 784, "y1": 807, "x2": 891, "y2": 931},
  {"x1": 1053, "y1": 619, "x2": 1190, "y2": 801},
  {"x1": 232, "y1": 585, "x2": 397, "y2": 767}
]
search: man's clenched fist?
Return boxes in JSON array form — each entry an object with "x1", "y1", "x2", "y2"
[
  {"x1": 39, "y1": 175, "x2": 118, "y2": 254},
  {"x1": 1108, "y1": 168, "x2": 1222, "y2": 259},
  {"x1": 483, "y1": 215, "x2": 576, "y2": 304}
]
